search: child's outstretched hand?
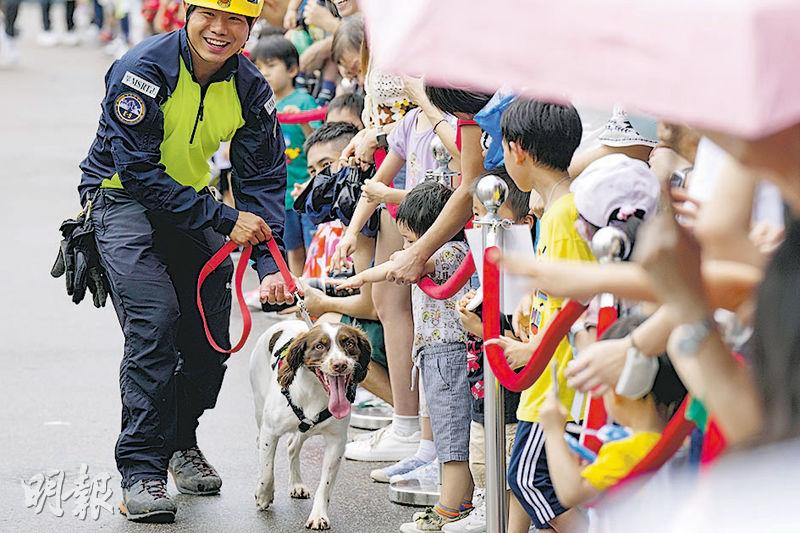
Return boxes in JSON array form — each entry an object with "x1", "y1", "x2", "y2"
[
  {"x1": 484, "y1": 335, "x2": 536, "y2": 370},
  {"x1": 539, "y1": 384, "x2": 567, "y2": 433},
  {"x1": 331, "y1": 274, "x2": 367, "y2": 292},
  {"x1": 457, "y1": 290, "x2": 483, "y2": 337}
]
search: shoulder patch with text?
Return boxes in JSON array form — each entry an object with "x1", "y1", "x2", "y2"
[
  {"x1": 122, "y1": 71, "x2": 161, "y2": 99},
  {"x1": 114, "y1": 93, "x2": 146, "y2": 126},
  {"x1": 263, "y1": 94, "x2": 276, "y2": 115}
]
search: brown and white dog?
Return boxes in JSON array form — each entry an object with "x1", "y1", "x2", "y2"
[{"x1": 249, "y1": 320, "x2": 371, "y2": 530}]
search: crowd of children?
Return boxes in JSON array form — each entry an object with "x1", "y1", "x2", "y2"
[{"x1": 11, "y1": 1, "x2": 797, "y2": 531}]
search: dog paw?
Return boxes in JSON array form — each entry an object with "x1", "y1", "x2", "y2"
[
  {"x1": 254, "y1": 485, "x2": 274, "y2": 511},
  {"x1": 305, "y1": 514, "x2": 330, "y2": 530},
  {"x1": 289, "y1": 483, "x2": 310, "y2": 499}
]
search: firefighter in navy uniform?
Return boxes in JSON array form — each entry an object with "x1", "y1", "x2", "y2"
[{"x1": 78, "y1": 0, "x2": 297, "y2": 522}]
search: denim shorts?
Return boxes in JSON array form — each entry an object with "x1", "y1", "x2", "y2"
[
  {"x1": 420, "y1": 343, "x2": 472, "y2": 463},
  {"x1": 283, "y1": 209, "x2": 316, "y2": 250}
]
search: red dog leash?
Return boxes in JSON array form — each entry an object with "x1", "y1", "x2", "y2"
[{"x1": 197, "y1": 238, "x2": 306, "y2": 354}]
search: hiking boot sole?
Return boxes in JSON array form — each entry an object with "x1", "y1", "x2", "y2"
[{"x1": 118, "y1": 501, "x2": 176, "y2": 523}]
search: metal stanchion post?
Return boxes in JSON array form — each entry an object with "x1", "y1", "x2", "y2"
[
  {"x1": 590, "y1": 226, "x2": 629, "y2": 322},
  {"x1": 424, "y1": 137, "x2": 460, "y2": 188},
  {"x1": 579, "y1": 226, "x2": 630, "y2": 449},
  {"x1": 475, "y1": 175, "x2": 510, "y2": 533}
]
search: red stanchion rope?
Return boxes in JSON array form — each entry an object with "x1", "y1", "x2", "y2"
[
  {"x1": 582, "y1": 305, "x2": 617, "y2": 452},
  {"x1": 276, "y1": 107, "x2": 328, "y2": 124},
  {"x1": 197, "y1": 238, "x2": 296, "y2": 354},
  {"x1": 482, "y1": 250, "x2": 696, "y2": 482},
  {"x1": 618, "y1": 396, "x2": 695, "y2": 482},
  {"x1": 483, "y1": 247, "x2": 588, "y2": 392},
  {"x1": 418, "y1": 250, "x2": 476, "y2": 299}
]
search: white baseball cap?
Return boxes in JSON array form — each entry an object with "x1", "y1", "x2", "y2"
[{"x1": 571, "y1": 153, "x2": 660, "y2": 227}]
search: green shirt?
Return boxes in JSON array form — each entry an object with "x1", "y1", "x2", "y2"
[
  {"x1": 277, "y1": 89, "x2": 320, "y2": 210},
  {"x1": 686, "y1": 397, "x2": 708, "y2": 431}
]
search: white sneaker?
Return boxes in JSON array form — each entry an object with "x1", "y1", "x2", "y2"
[
  {"x1": 62, "y1": 30, "x2": 80, "y2": 46},
  {"x1": 351, "y1": 421, "x2": 397, "y2": 441},
  {"x1": 344, "y1": 425, "x2": 419, "y2": 462},
  {"x1": 442, "y1": 500, "x2": 486, "y2": 532},
  {"x1": 389, "y1": 458, "x2": 439, "y2": 485},
  {"x1": 370, "y1": 454, "x2": 429, "y2": 483},
  {"x1": 37, "y1": 31, "x2": 58, "y2": 47}
]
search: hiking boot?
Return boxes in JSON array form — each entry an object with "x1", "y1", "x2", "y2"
[
  {"x1": 169, "y1": 446, "x2": 222, "y2": 495},
  {"x1": 119, "y1": 479, "x2": 176, "y2": 523}
]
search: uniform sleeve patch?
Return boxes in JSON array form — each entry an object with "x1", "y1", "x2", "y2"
[
  {"x1": 122, "y1": 71, "x2": 161, "y2": 99},
  {"x1": 114, "y1": 93, "x2": 147, "y2": 125},
  {"x1": 264, "y1": 94, "x2": 276, "y2": 115}
]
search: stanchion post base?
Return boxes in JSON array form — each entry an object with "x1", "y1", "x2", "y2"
[{"x1": 388, "y1": 480, "x2": 440, "y2": 507}]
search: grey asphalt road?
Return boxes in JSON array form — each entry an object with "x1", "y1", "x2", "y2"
[{"x1": 0, "y1": 8, "x2": 411, "y2": 532}]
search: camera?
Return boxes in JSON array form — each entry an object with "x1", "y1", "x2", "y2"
[{"x1": 306, "y1": 265, "x2": 360, "y2": 297}]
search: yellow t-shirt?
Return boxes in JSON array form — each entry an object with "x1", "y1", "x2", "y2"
[
  {"x1": 516, "y1": 193, "x2": 595, "y2": 423},
  {"x1": 580, "y1": 431, "x2": 661, "y2": 490}
]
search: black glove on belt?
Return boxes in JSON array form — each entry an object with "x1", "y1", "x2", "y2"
[{"x1": 51, "y1": 196, "x2": 110, "y2": 308}]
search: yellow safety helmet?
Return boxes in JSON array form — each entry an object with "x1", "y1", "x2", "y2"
[{"x1": 185, "y1": 0, "x2": 264, "y2": 19}]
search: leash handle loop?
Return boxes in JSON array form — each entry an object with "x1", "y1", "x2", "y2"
[
  {"x1": 198, "y1": 236, "x2": 303, "y2": 354},
  {"x1": 197, "y1": 240, "x2": 252, "y2": 354}
]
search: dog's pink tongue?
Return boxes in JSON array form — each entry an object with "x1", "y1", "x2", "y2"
[{"x1": 328, "y1": 375, "x2": 351, "y2": 419}]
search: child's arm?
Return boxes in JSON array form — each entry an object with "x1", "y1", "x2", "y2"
[
  {"x1": 496, "y1": 254, "x2": 762, "y2": 312},
  {"x1": 282, "y1": 280, "x2": 379, "y2": 321},
  {"x1": 540, "y1": 387, "x2": 601, "y2": 508},
  {"x1": 337, "y1": 248, "x2": 436, "y2": 292},
  {"x1": 333, "y1": 262, "x2": 395, "y2": 291}
]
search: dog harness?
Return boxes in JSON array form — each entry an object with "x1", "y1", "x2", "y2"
[{"x1": 281, "y1": 389, "x2": 335, "y2": 433}]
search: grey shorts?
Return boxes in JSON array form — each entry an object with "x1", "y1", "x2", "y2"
[{"x1": 420, "y1": 343, "x2": 472, "y2": 463}]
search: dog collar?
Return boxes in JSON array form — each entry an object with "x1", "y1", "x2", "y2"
[{"x1": 271, "y1": 341, "x2": 293, "y2": 371}]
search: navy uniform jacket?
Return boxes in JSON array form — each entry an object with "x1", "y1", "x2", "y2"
[{"x1": 79, "y1": 29, "x2": 287, "y2": 278}]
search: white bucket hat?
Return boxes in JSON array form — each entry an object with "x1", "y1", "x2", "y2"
[{"x1": 571, "y1": 153, "x2": 660, "y2": 227}]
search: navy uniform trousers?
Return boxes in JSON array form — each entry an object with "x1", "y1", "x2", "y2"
[{"x1": 91, "y1": 189, "x2": 234, "y2": 488}]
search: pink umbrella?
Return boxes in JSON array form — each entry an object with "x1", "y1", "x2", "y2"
[{"x1": 360, "y1": 0, "x2": 800, "y2": 138}]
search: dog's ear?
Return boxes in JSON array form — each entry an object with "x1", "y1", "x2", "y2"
[
  {"x1": 277, "y1": 333, "x2": 308, "y2": 389},
  {"x1": 267, "y1": 330, "x2": 284, "y2": 354},
  {"x1": 351, "y1": 328, "x2": 372, "y2": 384}
]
